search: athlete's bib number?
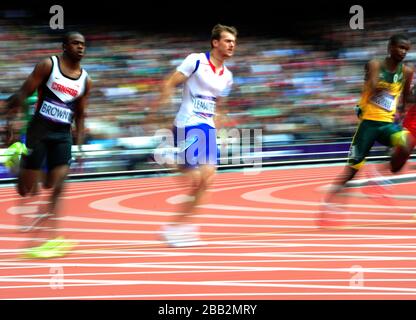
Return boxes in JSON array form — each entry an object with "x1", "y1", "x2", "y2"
[
  {"x1": 40, "y1": 101, "x2": 73, "y2": 124},
  {"x1": 192, "y1": 97, "x2": 216, "y2": 115},
  {"x1": 370, "y1": 92, "x2": 396, "y2": 112}
]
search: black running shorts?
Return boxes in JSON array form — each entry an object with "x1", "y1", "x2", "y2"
[{"x1": 21, "y1": 120, "x2": 73, "y2": 170}]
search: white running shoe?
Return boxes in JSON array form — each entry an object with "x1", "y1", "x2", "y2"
[{"x1": 160, "y1": 224, "x2": 204, "y2": 247}]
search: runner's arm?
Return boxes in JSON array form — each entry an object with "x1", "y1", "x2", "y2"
[
  {"x1": 365, "y1": 59, "x2": 381, "y2": 94},
  {"x1": 5, "y1": 58, "x2": 51, "y2": 144},
  {"x1": 74, "y1": 77, "x2": 92, "y2": 149},
  {"x1": 5, "y1": 58, "x2": 52, "y2": 121},
  {"x1": 152, "y1": 71, "x2": 188, "y2": 118}
]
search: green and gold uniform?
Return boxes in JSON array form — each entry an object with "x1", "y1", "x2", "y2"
[{"x1": 348, "y1": 61, "x2": 407, "y2": 169}]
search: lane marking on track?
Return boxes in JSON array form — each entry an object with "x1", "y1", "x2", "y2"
[
  {"x1": 242, "y1": 180, "x2": 416, "y2": 210},
  {"x1": 10, "y1": 292, "x2": 416, "y2": 300},
  {"x1": 2, "y1": 279, "x2": 416, "y2": 294}
]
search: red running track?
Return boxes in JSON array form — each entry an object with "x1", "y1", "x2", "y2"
[{"x1": 1, "y1": 163, "x2": 416, "y2": 300}]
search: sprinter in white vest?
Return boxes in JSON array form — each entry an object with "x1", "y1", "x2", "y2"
[
  {"x1": 5, "y1": 31, "x2": 92, "y2": 258},
  {"x1": 154, "y1": 24, "x2": 237, "y2": 247}
]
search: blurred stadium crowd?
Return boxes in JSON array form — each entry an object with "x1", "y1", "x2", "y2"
[{"x1": 1, "y1": 15, "x2": 416, "y2": 156}]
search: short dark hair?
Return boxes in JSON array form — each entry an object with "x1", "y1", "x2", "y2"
[
  {"x1": 63, "y1": 31, "x2": 83, "y2": 44},
  {"x1": 210, "y1": 24, "x2": 237, "y2": 48},
  {"x1": 389, "y1": 34, "x2": 409, "y2": 46}
]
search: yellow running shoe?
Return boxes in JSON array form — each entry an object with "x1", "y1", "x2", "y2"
[
  {"x1": 53, "y1": 239, "x2": 76, "y2": 258},
  {"x1": 3, "y1": 142, "x2": 27, "y2": 175},
  {"x1": 22, "y1": 236, "x2": 76, "y2": 259}
]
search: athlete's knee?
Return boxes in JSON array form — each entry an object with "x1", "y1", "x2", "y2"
[
  {"x1": 391, "y1": 131, "x2": 408, "y2": 149},
  {"x1": 348, "y1": 159, "x2": 365, "y2": 172}
]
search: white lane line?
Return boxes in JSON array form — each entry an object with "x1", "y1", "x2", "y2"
[
  {"x1": 0, "y1": 168, "x2": 409, "y2": 196},
  {"x1": 0, "y1": 185, "x2": 176, "y2": 203},
  {"x1": 4, "y1": 260, "x2": 416, "y2": 274},
  {"x1": 4, "y1": 244, "x2": 416, "y2": 256},
  {"x1": 0, "y1": 181, "x2": 181, "y2": 198},
  {"x1": 199, "y1": 205, "x2": 414, "y2": 217},
  {"x1": 4, "y1": 234, "x2": 416, "y2": 249},
  {"x1": 3, "y1": 240, "x2": 416, "y2": 257},
  {"x1": 1, "y1": 172, "x2": 335, "y2": 203},
  {"x1": 11, "y1": 292, "x2": 416, "y2": 300},
  {"x1": 88, "y1": 176, "x2": 332, "y2": 215},
  {"x1": 64, "y1": 214, "x2": 416, "y2": 224},
  {"x1": 5, "y1": 212, "x2": 412, "y2": 229},
  {"x1": 207, "y1": 241, "x2": 416, "y2": 249},
  {"x1": 4, "y1": 232, "x2": 416, "y2": 242},
  {"x1": 0, "y1": 232, "x2": 416, "y2": 252},
  {"x1": 5, "y1": 252, "x2": 416, "y2": 265},
  {"x1": 5, "y1": 268, "x2": 416, "y2": 283},
  {"x1": 0, "y1": 170, "x2": 337, "y2": 193},
  {"x1": 5, "y1": 250, "x2": 414, "y2": 261},
  {"x1": 0, "y1": 171, "x2": 298, "y2": 198},
  {"x1": 5, "y1": 263, "x2": 416, "y2": 274},
  {"x1": 242, "y1": 180, "x2": 416, "y2": 210},
  {"x1": 54, "y1": 254, "x2": 416, "y2": 264},
  {"x1": 4, "y1": 233, "x2": 416, "y2": 250},
  {"x1": 87, "y1": 184, "x2": 416, "y2": 218},
  {"x1": 1, "y1": 279, "x2": 416, "y2": 293},
  {"x1": 43, "y1": 215, "x2": 416, "y2": 227},
  {"x1": 0, "y1": 171, "x2": 338, "y2": 196},
  {"x1": 24, "y1": 241, "x2": 416, "y2": 252},
  {"x1": 3, "y1": 223, "x2": 416, "y2": 234}
]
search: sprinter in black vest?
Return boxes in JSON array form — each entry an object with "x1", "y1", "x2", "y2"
[{"x1": 5, "y1": 32, "x2": 92, "y2": 258}]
